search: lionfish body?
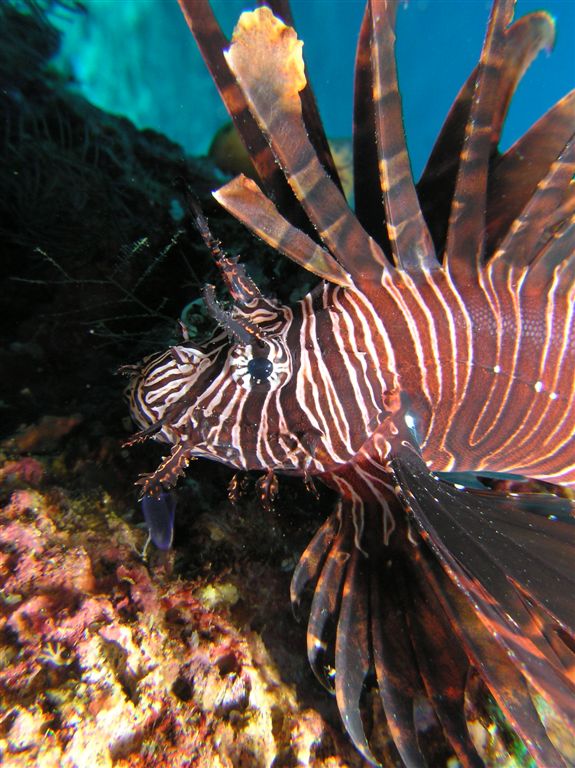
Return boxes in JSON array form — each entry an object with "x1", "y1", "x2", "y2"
[{"x1": 125, "y1": 1, "x2": 575, "y2": 765}]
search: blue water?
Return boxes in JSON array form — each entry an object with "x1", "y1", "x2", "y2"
[{"x1": 53, "y1": 0, "x2": 574, "y2": 179}]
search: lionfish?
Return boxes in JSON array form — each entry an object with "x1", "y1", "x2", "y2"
[{"x1": 124, "y1": 0, "x2": 575, "y2": 765}]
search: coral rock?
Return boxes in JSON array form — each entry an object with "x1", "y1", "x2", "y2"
[{"x1": 0, "y1": 457, "x2": 365, "y2": 767}]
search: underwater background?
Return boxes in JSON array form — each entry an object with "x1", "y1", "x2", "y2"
[{"x1": 52, "y1": 0, "x2": 575, "y2": 178}]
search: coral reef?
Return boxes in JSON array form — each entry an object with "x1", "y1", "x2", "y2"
[{"x1": 0, "y1": 434, "x2": 366, "y2": 768}]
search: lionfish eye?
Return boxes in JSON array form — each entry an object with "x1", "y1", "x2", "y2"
[
  {"x1": 229, "y1": 339, "x2": 291, "y2": 391},
  {"x1": 247, "y1": 356, "x2": 273, "y2": 382}
]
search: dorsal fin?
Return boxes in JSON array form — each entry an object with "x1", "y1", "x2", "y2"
[
  {"x1": 264, "y1": 0, "x2": 344, "y2": 197},
  {"x1": 214, "y1": 175, "x2": 353, "y2": 287},
  {"x1": 489, "y1": 134, "x2": 575, "y2": 277},
  {"x1": 418, "y1": 10, "x2": 556, "y2": 256},
  {"x1": 222, "y1": 6, "x2": 390, "y2": 284},
  {"x1": 487, "y1": 90, "x2": 575, "y2": 256},
  {"x1": 526, "y1": 212, "x2": 575, "y2": 292},
  {"x1": 353, "y1": 3, "x2": 389, "y2": 250},
  {"x1": 177, "y1": 0, "x2": 308, "y2": 231},
  {"x1": 368, "y1": 0, "x2": 438, "y2": 272},
  {"x1": 444, "y1": 0, "x2": 515, "y2": 284}
]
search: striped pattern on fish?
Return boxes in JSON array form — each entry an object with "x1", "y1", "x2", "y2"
[
  {"x1": 123, "y1": 1, "x2": 575, "y2": 765},
  {"x1": 129, "y1": 269, "x2": 575, "y2": 482}
]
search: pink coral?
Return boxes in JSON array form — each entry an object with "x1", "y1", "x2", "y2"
[{"x1": 0, "y1": 458, "x2": 44, "y2": 486}]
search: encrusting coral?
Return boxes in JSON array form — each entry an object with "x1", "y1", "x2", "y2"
[{"x1": 0, "y1": 444, "x2": 368, "y2": 768}]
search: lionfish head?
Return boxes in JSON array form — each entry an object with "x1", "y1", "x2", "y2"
[
  {"x1": 125, "y1": 285, "x2": 296, "y2": 481},
  {"x1": 124, "y1": 199, "x2": 391, "y2": 492}
]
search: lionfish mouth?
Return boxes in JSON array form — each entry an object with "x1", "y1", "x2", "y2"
[{"x1": 123, "y1": 0, "x2": 575, "y2": 765}]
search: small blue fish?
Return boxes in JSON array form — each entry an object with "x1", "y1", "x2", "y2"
[{"x1": 141, "y1": 491, "x2": 176, "y2": 551}]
